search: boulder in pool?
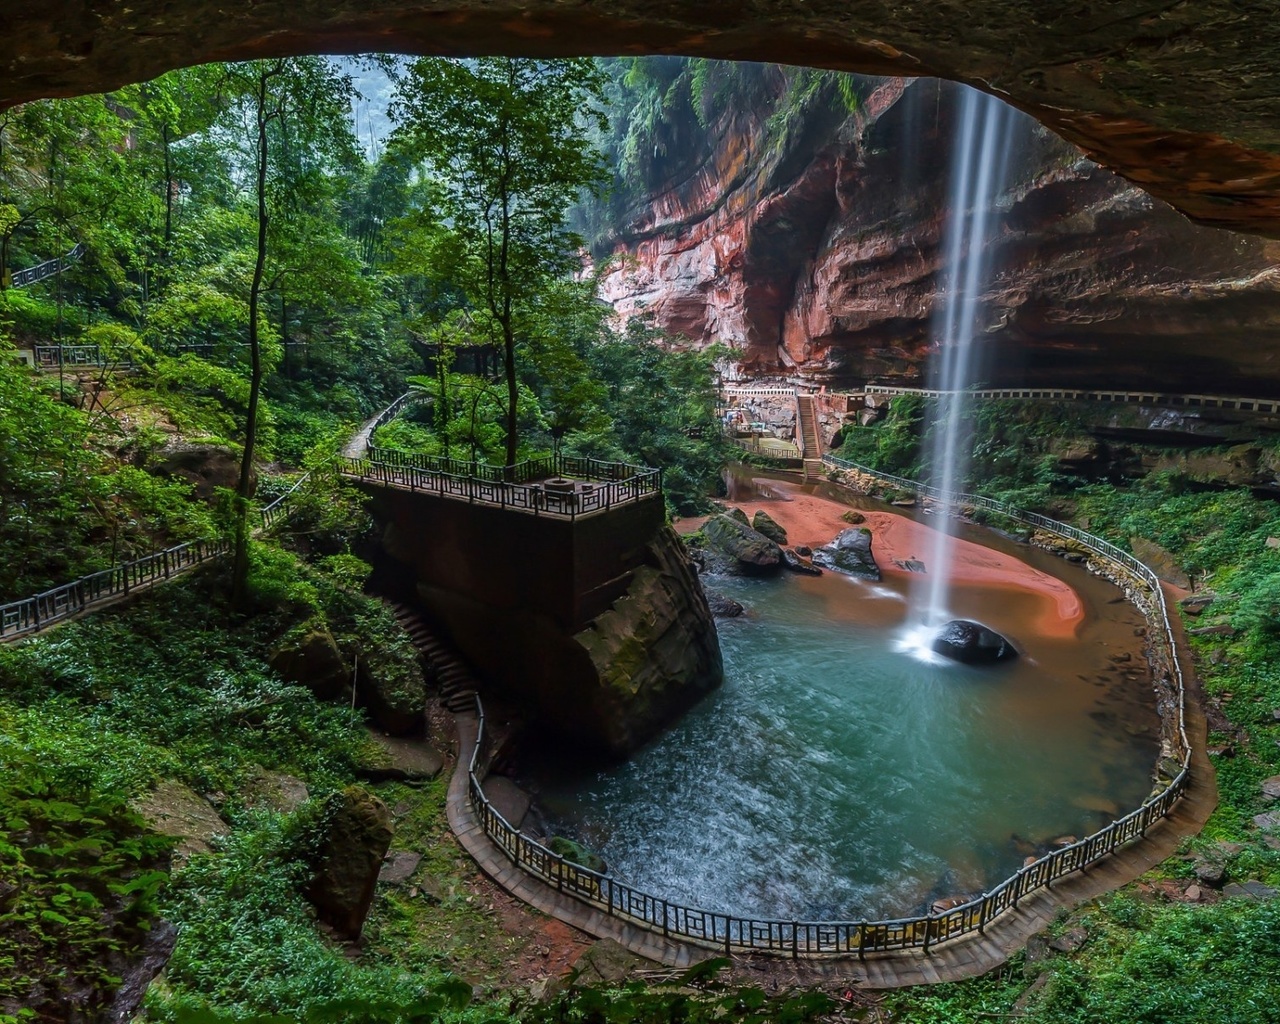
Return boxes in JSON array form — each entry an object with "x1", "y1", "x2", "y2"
[
  {"x1": 705, "y1": 590, "x2": 745, "y2": 617},
  {"x1": 751, "y1": 510, "x2": 788, "y2": 545},
  {"x1": 700, "y1": 514, "x2": 783, "y2": 575},
  {"x1": 812, "y1": 527, "x2": 880, "y2": 581},
  {"x1": 931, "y1": 620, "x2": 1018, "y2": 664},
  {"x1": 782, "y1": 548, "x2": 823, "y2": 576}
]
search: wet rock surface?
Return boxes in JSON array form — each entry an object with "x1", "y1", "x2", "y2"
[
  {"x1": 598, "y1": 75, "x2": 1280, "y2": 392},
  {"x1": 782, "y1": 547, "x2": 823, "y2": 576},
  {"x1": 751, "y1": 509, "x2": 788, "y2": 545},
  {"x1": 812, "y1": 527, "x2": 880, "y2": 580},
  {"x1": 705, "y1": 590, "x2": 746, "y2": 617},
  {"x1": 699, "y1": 514, "x2": 784, "y2": 575},
  {"x1": 931, "y1": 620, "x2": 1019, "y2": 665}
]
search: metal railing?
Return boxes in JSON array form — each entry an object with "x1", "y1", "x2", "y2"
[
  {"x1": 350, "y1": 391, "x2": 662, "y2": 518},
  {"x1": 821, "y1": 451, "x2": 1190, "y2": 778},
  {"x1": 0, "y1": 393, "x2": 424, "y2": 639},
  {"x1": 33, "y1": 344, "x2": 131, "y2": 369},
  {"x1": 0, "y1": 538, "x2": 231, "y2": 640},
  {"x1": 10, "y1": 243, "x2": 86, "y2": 289},
  {"x1": 721, "y1": 385, "x2": 800, "y2": 399},
  {"x1": 863, "y1": 383, "x2": 1280, "y2": 415},
  {"x1": 30, "y1": 339, "x2": 317, "y2": 371},
  {"x1": 728, "y1": 436, "x2": 803, "y2": 463},
  {"x1": 343, "y1": 453, "x2": 661, "y2": 519},
  {"x1": 463, "y1": 455, "x2": 1192, "y2": 959}
]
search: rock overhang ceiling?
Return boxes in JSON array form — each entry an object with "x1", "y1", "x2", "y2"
[{"x1": 3, "y1": 1, "x2": 1280, "y2": 236}]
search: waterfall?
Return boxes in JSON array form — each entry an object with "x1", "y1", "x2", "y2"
[{"x1": 917, "y1": 88, "x2": 1016, "y2": 631}]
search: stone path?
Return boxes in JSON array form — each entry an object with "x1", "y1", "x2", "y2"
[{"x1": 445, "y1": 589, "x2": 1216, "y2": 988}]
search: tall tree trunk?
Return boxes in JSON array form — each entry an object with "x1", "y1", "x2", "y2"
[
  {"x1": 499, "y1": 100, "x2": 517, "y2": 471},
  {"x1": 231, "y1": 66, "x2": 272, "y2": 608},
  {"x1": 162, "y1": 124, "x2": 174, "y2": 247},
  {"x1": 280, "y1": 291, "x2": 289, "y2": 379}
]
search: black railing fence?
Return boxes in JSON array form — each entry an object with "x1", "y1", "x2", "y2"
[
  {"x1": 343, "y1": 454, "x2": 661, "y2": 519},
  {"x1": 10, "y1": 243, "x2": 85, "y2": 289},
  {"x1": 863, "y1": 383, "x2": 1280, "y2": 415},
  {"x1": 462, "y1": 454, "x2": 1192, "y2": 959},
  {"x1": 350, "y1": 391, "x2": 662, "y2": 517},
  {"x1": 0, "y1": 538, "x2": 231, "y2": 640}
]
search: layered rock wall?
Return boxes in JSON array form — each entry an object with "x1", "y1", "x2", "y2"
[{"x1": 600, "y1": 78, "x2": 1280, "y2": 396}]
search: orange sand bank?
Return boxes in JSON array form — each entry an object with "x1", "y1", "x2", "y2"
[{"x1": 690, "y1": 479, "x2": 1085, "y2": 640}]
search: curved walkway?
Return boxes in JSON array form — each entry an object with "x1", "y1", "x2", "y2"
[
  {"x1": 444, "y1": 644, "x2": 1215, "y2": 987},
  {"x1": 862, "y1": 383, "x2": 1280, "y2": 415}
]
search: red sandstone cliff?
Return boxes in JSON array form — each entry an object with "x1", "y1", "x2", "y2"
[{"x1": 598, "y1": 77, "x2": 1280, "y2": 396}]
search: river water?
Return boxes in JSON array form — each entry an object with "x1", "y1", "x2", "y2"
[{"x1": 523, "y1": 493, "x2": 1160, "y2": 923}]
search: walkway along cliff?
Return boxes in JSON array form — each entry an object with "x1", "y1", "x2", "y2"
[{"x1": 443, "y1": 451, "x2": 1212, "y2": 980}]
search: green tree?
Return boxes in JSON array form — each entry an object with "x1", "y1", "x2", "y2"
[
  {"x1": 220, "y1": 58, "x2": 358, "y2": 605},
  {"x1": 390, "y1": 57, "x2": 608, "y2": 468}
]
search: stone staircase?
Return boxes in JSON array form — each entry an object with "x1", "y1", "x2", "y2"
[
  {"x1": 796, "y1": 393, "x2": 824, "y2": 482},
  {"x1": 386, "y1": 601, "x2": 479, "y2": 715}
]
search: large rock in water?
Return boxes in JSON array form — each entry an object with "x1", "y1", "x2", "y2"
[
  {"x1": 751, "y1": 510, "x2": 788, "y2": 545},
  {"x1": 704, "y1": 590, "x2": 745, "y2": 618},
  {"x1": 306, "y1": 786, "x2": 393, "y2": 941},
  {"x1": 701, "y1": 514, "x2": 783, "y2": 575},
  {"x1": 931, "y1": 620, "x2": 1019, "y2": 665},
  {"x1": 813, "y1": 527, "x2": 880, "y2": 580}
]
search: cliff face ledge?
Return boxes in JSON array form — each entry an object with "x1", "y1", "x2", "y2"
[
  {"x1": 8, "y1": 2, "x2": 1280, "y2": 236},
  {"x1": 574, "y1": 526, "x2": 723, "y2": 757},
  {"x1": 600, "y1": 78, "x2": 1280, "y2": 396}
]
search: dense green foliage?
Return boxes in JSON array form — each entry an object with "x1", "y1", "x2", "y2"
[
  {"x1": 0, "y1": 777, "x2": 171, "y2": 1015},
  {"x1": 0, "y1": 551, "x2": 464, "y2": 1020},
  {"x1": 0, "y1": 344, "x2": 217, "y2": 597}
]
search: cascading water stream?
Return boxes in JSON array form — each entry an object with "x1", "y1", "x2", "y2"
[{"x1": 915, "y1": 89, "x2": 1016, "y2": 634}]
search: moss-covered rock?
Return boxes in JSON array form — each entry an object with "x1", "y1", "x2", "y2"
[
  {"x1": 573, "y1": 527, "x2": 723, "y2": 756},
  {"x1": 813, "y1": 527, "x2": 880, "y2": 580},
  {"x1": 130, "y1": 780, "x2": 228, "y2": 862},
  {"x1": 701, "y1": 513, "x2": 783, "y2": 575},
  {"x1": 751, "y1": 509, "x2": 788, "y2": 544},
  {"x1": 357, "y1": 646, "x2": 426, "y2": 736},
  {"x1": 305, "y1": 786, "x2": 393, "y2": 941},
  {"x1": 268, "y1": 621, "x2": 350, "y2": 701},
  {"x1": 548, "y1": 836, "x2": 607, "y2": 874}
]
